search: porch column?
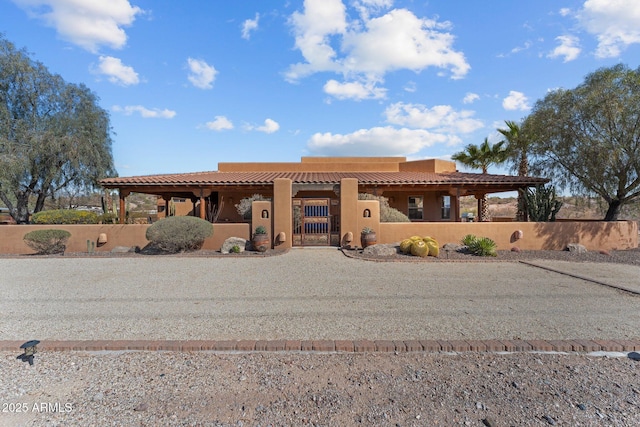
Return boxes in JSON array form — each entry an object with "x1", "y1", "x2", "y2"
[
  {"x1": 162, "y1": 196, "x2": 171, "y2": 218},
  {"x1": 118, "y1": 190, "x2": 129, "y2": 224},
  {"x1": 191, "y1": 197, "x2": 198, "y2": 217},
  {"x1": 192, "y1": 189, "x2": 211, "y2": 220},
  {"x1": 476, "y1": 193, "x2": 488, "y2": 222}
]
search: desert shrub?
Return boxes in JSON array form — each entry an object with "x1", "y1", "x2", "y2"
[
  {"x1": 98, "y1": 212, "x2": 118, "y2": 224},
  {"x1": 357, "y1": 193, "x2": 411, "y2": 222},
  {"x1": 235, "y1": 194, "x2": 271, "y2": 220},
  {"x1": 461, "y1": 234, "x2": 477, "y2": 246},
  {"x1": 32, "y1": 209, "x2": 98, "y2": 224},
  {"x1": 145, "y1": 216, "x2": 213, "y2": 253},
  {"x1": 463, "y1": 234, "x2": 497, "y2": 257},
  {"x1": 23, "y1": 229, "x2": 71, "y2": 254},
  {"x1": 230, "y1": 245, "x2": 241, "y2": 253}
]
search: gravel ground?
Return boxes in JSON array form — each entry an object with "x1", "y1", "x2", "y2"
[
  {"x1": 347, "y1": 246, "x2": 640, "y2": 265},
  {"x1": 2, "y1": 248, "x2": 640, "y2": 426},
  {"x1": 2, "y1": 351, "x2": 640, "y2": 426},
  {"x1": 1, "y1": 250, "x2": 640, "y2": 340}
]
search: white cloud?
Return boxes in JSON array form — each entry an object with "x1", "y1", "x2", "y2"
[
  {"x1": 248, "y1": 118, "x2": 280, "y2": 134},
  {"x1": 559, "y1": 8, "x2": 572, "y2": 17},
  {"x1": 384, "y1": 102, "x2": 484, "y2": 134},
  {"x1": 241, "y1": 13, "x2": 259, "y2": 40},
  {"x1": 548, "y1": 35, "x2": 581, "y2": 62},
  {"x1": 502, "y1": 91, "x2": 530, "y2": 111},
  {"x1": 577, "y1": 0, "x2": 640, "y2": 58},
  {"x1": 286, "y1": 0, "x2": 469, "y2": 97},
  {"x1": 205, "y1": 116, "x2": 234, "y2": 131},
  {"x1": 307, "y1": 126, "x2": 453, "y2": 156},
  {"x1": 403, "y1": 81, "x2": 417, "y2": 93},
  {"x1": 93, "y1": 56, "x2": 139, "y2": 86},
  {"x1": 112, "y1": 105, "x2": 176, "y2": 119},
  {"x1": 463, "y1": 92, "x2": 479, "y2": 104},
  {"x1": 323, "y1": 79, "x2": 386, "y2": 100},
  {"x1": 12, "y1": 0, "x2": 143, "y2": 53},
  {"x1": 510, "y1": 41, "x2": 532, "y2": 54},
  {"x1": 187, "y1": 58, "x2": 217, "y2": 89}
]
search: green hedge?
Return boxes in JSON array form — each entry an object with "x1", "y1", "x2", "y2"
[
  {"x1": 23, "y1": 229, "x2": 71, "y2": 254},
  {"x1": 146, "y1": 216, "x2": 213, "y2": 253},
  {"x1": 31, "y1": 209, "x2": 99, "y2": 224}
]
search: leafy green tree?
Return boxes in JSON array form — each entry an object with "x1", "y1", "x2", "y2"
[
  {"x1": 524, "y1": 64, "x2": 640, "y2": 221},
  {"x1": 451, "y1": 138, "x2": 507, "y2": 221},
  {"x1": 0, "y1": 36, "x2": 116, "y2": 223},
  {"x1": 497, "y1": 120, "x2": 531, "y2": 220}
]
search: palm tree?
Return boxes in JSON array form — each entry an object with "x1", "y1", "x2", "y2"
[
  {"x1": 451, "y1": 138, "x2": 507, "y2": 221},
  {"x1": 497, "y1": 120, "x2": 531, "y2": 221}
]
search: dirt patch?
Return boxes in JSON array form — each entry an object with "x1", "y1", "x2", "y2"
[{"x1": 344, "y1": 246, "x2": 640, "y2": 265}]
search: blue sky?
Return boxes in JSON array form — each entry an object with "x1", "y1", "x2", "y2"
[{"x1": 2, "y1": 0, "x2": 640, "y2": 177}]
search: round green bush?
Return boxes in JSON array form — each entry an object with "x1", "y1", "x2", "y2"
[
  {"x1": 23, "y1": 229, "x2": 71, "y2": 254},
  {"x1": 31, "y1": 209, "x2": 99, "y2": 224},
  {"x1": 145, "y1": 216, "x2": 213, "y2": 253}
]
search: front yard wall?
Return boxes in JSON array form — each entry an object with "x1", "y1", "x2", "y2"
[
  {"x1": 0, "y1": 223, "x2": 250, "y2": 255},
  {"x1": 379, "y1": 220, "x2": 638, "y2": 251}
]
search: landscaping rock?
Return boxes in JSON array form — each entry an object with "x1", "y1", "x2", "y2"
[
  {"x1": 221, "y1": 237, "x2": 248, "y2": 254},
  {"x1": 111, "y1": 246, "x2": 132, "y2": 253},
  {"x1": 362, "y1": 244, "x2": 400, "y2": 257},
  {"x1": 567, "y1": 243, "x2": 587, "y2": 253},
  {"x1": 442, "y1": 243, "x2": 463, "y2": 252}
]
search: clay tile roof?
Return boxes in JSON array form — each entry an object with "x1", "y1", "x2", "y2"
[{"x1": 100, "y1": 171, "x2": 547, "y2": 187}]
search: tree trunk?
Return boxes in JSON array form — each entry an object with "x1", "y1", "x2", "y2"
[
  {"x1": 34, "y1": 192, "x2": 47, "y2": 214},
  {"x1": 604, "y1": 199, "x2": 621, "y2": 221},
  {"x1": 13, "y1": 191, "x2": 32, "y2": 224}
]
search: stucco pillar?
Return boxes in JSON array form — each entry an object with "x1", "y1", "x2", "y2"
[
  {"x1": 340, "y1": 178, "x2": 358, "y2": 248},
  {"x1": 162, "y1": 195, "x2": 171, "y2": 218},
  {"x1": 273, "y1": 178, "x2": 292, "y2": 250},
  {"x1": 118, "y1": 190, "x2": 129, "y2": 224},
  {"x1": 476, "y1": 193, "x2": 488, "y2": 222}
]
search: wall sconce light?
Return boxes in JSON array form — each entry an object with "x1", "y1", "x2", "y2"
[
  {"x1": 262, "y1": 210, "x2": 269, "y2": 219},
  {"x1": 363, "y1": 209, "x2": 371, "y2": 217}
]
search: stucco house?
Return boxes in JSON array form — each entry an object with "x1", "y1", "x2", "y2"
[{"x1": 100, "y1": 156, "x2": 547, "y2": 247}]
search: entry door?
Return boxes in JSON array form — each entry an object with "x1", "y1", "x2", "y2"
[{"x1": 292, "y1": 198, "x2": 338, "y2": 246}]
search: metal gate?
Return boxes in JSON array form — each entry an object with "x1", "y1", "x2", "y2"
[{"x1": 292, "y1": 198, "x2": 339, "y2": 246}]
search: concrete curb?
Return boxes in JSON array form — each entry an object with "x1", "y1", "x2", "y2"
[{"x1": 3, "y1": 339, "x2": 640, "y2": 353}]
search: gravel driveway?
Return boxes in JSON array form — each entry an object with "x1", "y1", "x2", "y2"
[
  {"x1": 2, "y1": 249, "x2": 640, "y2": 426},
  {"x1": 1, "y1": 248, "x2": 639, "y2": 341}
]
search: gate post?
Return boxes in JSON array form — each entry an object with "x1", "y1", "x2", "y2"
[
  {"x1": 273, "y1": 178, "x2": 292, "y2": 250},
  {"x1": 340, "y1": 178, "x2": 358, "y2": 248}
]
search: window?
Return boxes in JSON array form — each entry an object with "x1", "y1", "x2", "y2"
[
  {"x1": 441, "y1": 195, "x2": 451, "y2": 219},
  {"x1": 408, "y1": 196, "x2": 423, "y2": 220}
]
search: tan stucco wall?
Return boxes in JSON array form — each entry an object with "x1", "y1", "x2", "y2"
[
  {"x1": 251, "y1": 200, "x2": 272, "y2": 241},
  {"x1": 0, "y1": 223, "x2": 250, "y2": 254},
  {"x1": 273, "y1": 178, "x2": 292, "y2": 250},
  {"x1": 379, "y1": 220, "x2": 638, "y2": 251},
  {"x1": 340, "y1": 178, "x2": 359, "y2": 247},
  {"x1": 218, "y1": 156, "x2": 457, "y2": 173},
  {"x1": 398, "y1": 159, "x2": 457, "y2": 173},
  {"x1": 357, "y1": 200, "x2": 380, "y2": 235}
]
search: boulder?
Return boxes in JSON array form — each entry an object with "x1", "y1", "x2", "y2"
[
  {"x1": 567, "y1": 243, "x2": 587, "y2": 253},
  {"x1": 442, "y1": 243, "x2": 464, "y2": 253},
  {"x1": 362, "y1": 243, "x2": 400, "y2": 257},
  {"x1": 221, "y1": 237, "x2": 248, "y2": 254}
]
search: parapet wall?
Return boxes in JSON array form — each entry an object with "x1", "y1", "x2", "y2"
[
  {"x1": 0, "y1": 223, "x2": 250, "y2": 254},
  {"x1": 379, "y1": 220, "x2": 638, "y2": 251}
]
